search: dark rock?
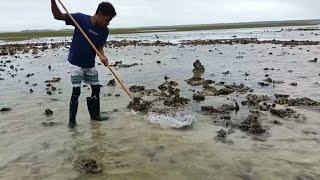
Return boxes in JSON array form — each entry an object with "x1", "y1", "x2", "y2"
[
  {"x1": 127, "y1": 97, "x2": 152, "y2": 113},
  {"x1": 186, "y1": 76, "x2": 205, "y2": 86},
  {"x1": 287, "y1": 97, "x2": 320, "y2": 106},
  {"x1": 129, "y1": 85, "x2": 145, "y2": 93},
  {"x1": 215, "y1": 87, "x2": 235, "y2": 96},
  {"x1": 222, "y1": 71, "x2": 230, "y2": 75},
  {"x1": 45, "y1": 109, "x2": 53, "y2": 117},
  {"x1": 192, "y1": 60, "x2": 205, "y2": 73},
  {"x1": 29, "y1": 89, "x2": 34, "y2": 93},
  {"x1": 0, "y1": 107, "x2": 11, "y2": 112},
  {"x1": 193, "y1": 92, "x2": 205, "y2": 102},
  {"x1": 239, "y1": 114, "x2": 265, "y2": 134},
  {"x1": 290, "y1": 82, "x2": 298, "y2": 86},
  {"x1": 107, "y1": 79, "x2": 116, "y2": 86},
  {"x1": 41, "y1": 122, "x2": 58, "y2": 127},
  {"x1": 258, "y1": 82, "x2": 269, "y2": 86},
  {"x1": 74, "y1": 157, "x2": 103, "y2": 174},
  {"x1": 270, "y1": 108, "x2": 295, "y2": 118},
  {"x1": 308, "y1": 58, "x2": 318, "y2": 62}
]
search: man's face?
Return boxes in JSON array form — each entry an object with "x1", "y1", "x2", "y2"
[{"x1": 96, "y1": 13, "x2": 113, "y2": 27}]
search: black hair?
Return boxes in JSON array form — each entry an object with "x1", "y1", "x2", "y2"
[{"x1": 96, "y1": 2, "x2": 117, "y2": 18}]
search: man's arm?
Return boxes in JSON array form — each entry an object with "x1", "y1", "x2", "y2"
[
  {"x1": 51, "y1": 0, "x2": 67, "y2": 20},
  {"x1": 98, "y1": 45, "x2": 109, "y2": 66}
]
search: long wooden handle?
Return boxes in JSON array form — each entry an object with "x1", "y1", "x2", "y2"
[{"x1": 57, "y1": 0, "x2": 133, "y2": 99}]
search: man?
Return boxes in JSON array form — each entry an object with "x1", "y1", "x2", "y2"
[{"x1": 51, "y1": 0, "x2": 116, "y2": 129}]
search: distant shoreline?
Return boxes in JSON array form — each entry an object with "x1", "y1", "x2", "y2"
[{"x1": 1, "y1": 19, "x2": 319, "y2": 42}]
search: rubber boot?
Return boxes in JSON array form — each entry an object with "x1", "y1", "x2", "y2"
[
  {"x1": 68, "y1": 99, "x2": 78, "y2": 129},
  {"x1": 87, "y1": 96, "x2": 109, "y2": 121}
]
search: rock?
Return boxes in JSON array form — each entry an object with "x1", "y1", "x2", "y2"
[
  {"x1": 258, "y1": 82, "x2": 269, "y2": 86},
  {"x1": 192, "y1": 60, "x2": 205, "y2": 73},
  {"x1": 0, "y1": 107, "x2": 11, "y2": 112},
  {"x1": 45, "y1": 77, "x2": 61, "y2": 83},
  {"x1": 270, "y1": 108, "x2": 295, "y2": 118},
  {"x1": 290, "y1": 82, "x2": 298, "y2": 86},
  {"x1": 129, "y1": 85, "x2": 145, "y2": 93},
  {"x1": 45, "y1": 109, "x2": 53, "y2": 117},
  {"x1": 186, "y1": 76, "x2": 205, "y2": 86},
  {"x1": 29, "y1": 89, "x2": 34, "y2": 93},
  {"x1": 107, "y1": 79, "x2": 116, "y2": 86},
  {"x1": 215, "y1": 129, "x2": 228, "y2": 143},
  {"x1": 127, "y1": 97, "x2": 152, "y2": 113},
  {"x1": 287, "y1": 97, "x2": 320, "y2": 106},
  {"x1": 164, "y1": 96, "x2": 190, "y2": 107},
  {"x1": 243, "y1": 94, "x2": 270, "y2": 107},
  {"x1": 156, "y1": 61, "x2": 161, "y2": 64},
  {"x1": 215, "y1": 87, "x2": 235, "y2": 96},
  {"x1": 115, "y1": 94, "x2": 120, "y2": 97},
  {"x1": 26, "y1": 73, "x2": 34, "y2": 78},
  {"x1": 193, "y1": 92, "x2": 205, "y2": 102},
  {"x1": 47, "y1": 91, "x2": 52, "y2": 95},
  {"x1": 222, "y1": 71, "x2": 230, "y2": 75},
  {"x1": 273, "y1": 120, "x2": 282, "y2": 125},
  {"x1": 239, "y1": 114, "x2": 265, "y2": 134},
  {"x1": 41, "y1": 122, "x2": 58, "y2": 127},
  {"x1": 308, "y1": 58, "x2": 318, "y2": 62},
  {"x1": 74, "y1": 157, "x2": 103, "y2": 174}
]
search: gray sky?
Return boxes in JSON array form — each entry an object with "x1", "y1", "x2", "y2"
[{"x1": 1, "y1": 0, "x2": 320, "y2": 32}]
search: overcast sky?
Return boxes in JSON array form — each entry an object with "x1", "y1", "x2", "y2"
[{"x1": 1, "y1": 0, "x2": 320, "y2": 32}]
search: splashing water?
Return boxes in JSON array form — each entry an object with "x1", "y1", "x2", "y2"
[{"x1": 148, "y1": 110, "x2": 196, "y2": 129}]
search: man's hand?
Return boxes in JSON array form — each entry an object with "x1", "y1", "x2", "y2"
[{"x1": 100, "y1": 55, "x2": 109, "y2": 66}]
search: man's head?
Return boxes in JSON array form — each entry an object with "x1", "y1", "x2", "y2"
[{"x1": 94, "y1": 2, "x2": 116, "y2": 27}]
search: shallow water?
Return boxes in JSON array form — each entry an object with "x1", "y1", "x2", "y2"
[{"x1": 1, "y1": 29, "x2": 320, "y2": 179}]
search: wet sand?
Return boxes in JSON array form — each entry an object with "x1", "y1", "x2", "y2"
[{"x1": 0, "y1": 32, "x2": 320, "y2": 179}]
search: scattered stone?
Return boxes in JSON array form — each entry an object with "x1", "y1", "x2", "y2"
[
  {"x1": 74, "y1": 157, "x2": 103, "y2": 174},
  {"x1": 186, "y1": 76, "x2": 205, "y2": 86},
  {"x1": 192, "y1": 60, "x2": 205, "y2": 73},
  {"x1": 270, "y1": 108, "x2": 295, "y2": 118},
  {"x1": 45, "y1": 109, "x2": 53, "y2": 117},
  {"x1": 129, "y1": 85, "x2": 145, "y2": 93},
  {"x1": 193, "y1": 92, "x2": 205, "y2": 102},
  {"x1": 26, "y1": 73, "x2": 34, "y2": 78},
  {"x1": 258, "y1": 82, "x2": 269, "y2": 86},
  {"x1": 239, "y1": 113, "x2": 266, "y2": 134},
  {"x1": 45, "y1": 77, "x2": 61, "y2": 83},
  {"x1": 47, "y1": 91, "x2": 52, "y2": 95},
  {"x1": 273, "y1": 120, "x2": 282, "y2": 125},
  {"x1": 156, "y1": 61, "x2": 161, "y2": 64},
  {"x1": 308, "y1": 58, "x2": 318, "y2": 62},
  {"x1": 127, "y1": 97, "x2": 152, "y2": 113},
  {"x1": 41, "y1": 122, "x2": 58, "y2": 127},
  {"x1": 222, "y1": 71, "x2": 230, "y2": 75},
  {"x1": 0, "y1": 107, "x2": 11, "y2": 112},
  {"x1": 242, "y1": 94, "x2": 270, "y2": 107},
  {"x1": 29, "y1": 89, "x2": 34, "y2": 93},
  {"x1": 287, "y1": 97, "x2": 320, "y2": 106},
  {"x1": 107, "y1": 79, "x2": 116, "y2": 86},
  {"x1": 290, "y1": 82, "x2": 298, "y2": 86}
]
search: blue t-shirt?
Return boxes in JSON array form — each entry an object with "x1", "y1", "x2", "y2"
[{"x1": 65, "y1": 13, "x2": 109, "y2": 68}]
